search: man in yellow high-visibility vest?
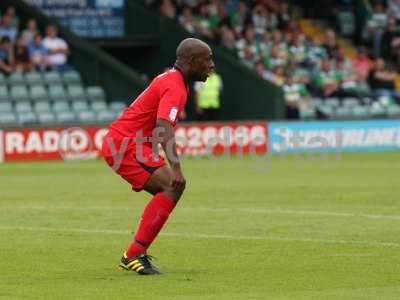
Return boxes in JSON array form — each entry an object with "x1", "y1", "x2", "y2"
[{"x1": 194, "y1": 71, "x2": 223, "y2": 120}]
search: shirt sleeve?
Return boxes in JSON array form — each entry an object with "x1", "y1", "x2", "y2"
[{"x1": 157, "y1": 84, "x2": 184, "y2": 126}]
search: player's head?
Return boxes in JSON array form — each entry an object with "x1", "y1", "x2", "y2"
[{"x1": 175, "y1": 38, "x2": 215, "y2": 82}]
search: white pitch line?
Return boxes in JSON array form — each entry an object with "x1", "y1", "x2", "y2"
[
  {"x1": 1, "y1": 205, "x2": 400, "y2": 221},
  {"x1": 0, "y1": 225, "x2": 399, "y2": 248}
]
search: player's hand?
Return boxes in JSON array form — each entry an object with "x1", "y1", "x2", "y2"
[{"x1": 171, "y1": 166, "x2": 186, "y2": 191}]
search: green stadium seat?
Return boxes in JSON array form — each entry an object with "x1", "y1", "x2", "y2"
[
  {"x1": 90, "y1": 100, "x2": 107, "y2": 112},
  {"x1": 97, "y1": 110, "x2": 115, "y2": 123},
  {"x1": 0, "y1": 101, "x2": 12, "y2": 113},
  {"x1": 43, "y1": 71, "x2": 62, "y2": 84},
  {"x1": 352, "y1": 106, "x2": 370, "y2": 118},
  {"x1": 0, "y1": 112, "x2": 17, "y2": 126},
  {"x1": 67, "y1": 85, "x2": 86, "y2": 99},
  {"x1": 0, "y1": 73, "x2": 6, "y2": 87},
  {"x1": 10, "y1": 85, "x2": 30, "y2": 101},
  {"x1": 30, "y1": 85, "x2": 49, "y2": 101},
  {"x1": 17, "y1": 112, "x2": 38, "y2": 125},
  {"x1": 386, "y1": 105, "x2": 400, "y2": 118},
  {"x1": 0, "y1": 86, "x2": 8, "y2": 101},
  {"x1": 15, "y1": 101, "x2": 32, "y2": 113},
  {"x1": 86, "y1": 86, "x2": 105, "y2": 102},
  {"x1": 318, "y1": 105, "x2": 335, "y2": 118},
  {"x1": 77, "y1": 111, "x2": 96, "y2": 124},
  {"x1": 62, "y1": 70, "x2": 82, "y2": 84},
  {"x1": 53, "y1": 101, "x2": 70, "y2": 112},
  {"x1": 109, "y1": 101, "x2": 126, "y2": 112},
  {"x1": 342, "y1": 98, "x2": 360, "y2": 108},
  {"x1": 34, "y1": 101, "x2": 52, "y2": 113},
  {"x1": 8, "y1": 72, "x2": 25, "y2": 85},
  {"x1": 49, "y1": 85, "x2": 67, "y2": 101},
  {"x1": 71, "y1": 100, "x2": 88, "y2": 111},
  {"x1": 37, "y1": 112, "x2": 56, "y2": 125},
  {"x1": 25, "y1": 72, "x2": 43, "y2": 85},
  {"x1": 56, "y1": 111, "x2": 76, "y2": 123},
  {"x1": 325, "y1": 97, "x2": 340, "y2": 108}
]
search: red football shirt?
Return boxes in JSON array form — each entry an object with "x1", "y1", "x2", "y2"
[{"x1": 109, "y1": 68, "x2": 189, "y2": 138}]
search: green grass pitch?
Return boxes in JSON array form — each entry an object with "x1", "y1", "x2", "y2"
[{"x1": 1, "y1": 152, "x2": 400, "y2": 300}]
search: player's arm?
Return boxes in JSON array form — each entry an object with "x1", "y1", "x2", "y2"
[{"x1": 156, "y1": 119, "x2": 185, "y2": 190}]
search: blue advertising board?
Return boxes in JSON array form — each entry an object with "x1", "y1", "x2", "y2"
[
  {"x1": 25, "y1": 0, "x2": 124, "y2": 38},
  {"x1": 269, "y1": 120, "x2": 400, "y2": 153}
]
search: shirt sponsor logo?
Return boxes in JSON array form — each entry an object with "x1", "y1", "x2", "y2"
[{"x1": 169, "y1": 107, "x2": 178, "y2": 122}]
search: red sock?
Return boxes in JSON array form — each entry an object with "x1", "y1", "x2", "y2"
[{"x1": 126, "y1": 192, "x2": 176, "y2": 257}]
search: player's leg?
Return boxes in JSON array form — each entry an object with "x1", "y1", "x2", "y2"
[{"x1": 122, "y1": 165, "x2": 184, "y2": 274}]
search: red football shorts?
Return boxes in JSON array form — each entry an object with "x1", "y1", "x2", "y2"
[{"x1": 102, "y1": 131, "x2": 165, "y2": 192}]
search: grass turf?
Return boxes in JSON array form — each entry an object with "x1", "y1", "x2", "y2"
[{"x1": 0, "y1": 152, "x2": 400, "y2": 300}]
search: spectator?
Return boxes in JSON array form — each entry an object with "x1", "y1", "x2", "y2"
[
  {"x1": 220, "y1": 25, "x2": 236, "y2": 50},
  {"x1": 230, "y1": 1, "x2": 250, "y2": 35},
  {"x1": 179, "y1": 7, "x2": 196, "y2": 34},
  {"x1": 0, "y1": 36, "x2": 13, "y2": 74},
  {"x1": 14, "y1": 35, "x2": 32, "y2": 73},
  {"x1": 3, "y1": 6, "x2": 19, "y2": 28},
  {"x1": 368, "y1": 57, "x2": 400, "y2": 101},
  {"x1": 323, "y1": 29, "x2": 338, "y2": 58},
  {"x1": 265, "y1": 65, "x2": 285, "y2": 86},
  {"x1": 314, "y1": 58, "x2": 341, "y2": 97},
  {"x1": 160, "y1": 0, "x2": 176, "y2": 19},
  {"x1": 366, "y1": 2, "x2": 388, "y2": 57},
  {"x1": 21, "y1": 19, "x2": 38, "y2": 45},
  {"x1": 352, "y1": 46, "x2": 373, "y2": 81},
  {"x1": 388, "y1": 0, "x2": 400, "y2": 21},
  {"x1": 42, "y1": 25, "x2": 70, "y2": 71},
  {"x1": 283, "y1": 75, "x2": 310, "y2": 119},
  {"x1": 381, "y1": 18, "x2": 400, "y2": 66},
  {"x1": 194, "y1": 71, "x2": 223, "y2": 121},
  {"x1": 29, "y1": 33, "x2": 49, "y2": 71},
  {"x1": 0, "y1": 14, "x2": 18, "y2": 43}
]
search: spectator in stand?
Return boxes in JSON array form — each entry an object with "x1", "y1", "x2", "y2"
[
  {"x1": 42, "y1": 25, "x2": 70, "y2": 71},
  {"x1": 160, "y1": 0, "x2": 176, "y2": 19},
  {"x1": 0, "y1": 14, "x2": 18, "y2": 43},
  {"x1": 388, "y1": 0, "x2": 400, "y2": 21},
  {"x1": 0, "y1": 36, "x2": 14, "y2": 74},
  {"x1": 368, "y1": 57, "x2": 400, "y2": 101},
  {"x1": 236, "y1": 25, "x2": 257, "y2": 59},
  {"x1": 230, "y1": 1, "x2": 250, "y2": 35},
  {"x1": 352, "y1": 46, "x2": 373, "y2": 81},
  {"x1": 3, "y1": 6, "x2": 19, "y2": 28},
  {"x1": 283, "y1": 75, "x2": 310, "y2": 119},
  {"x1": 29, "y1": 33, "x2": 49, "y2": 71},
  {"x1": 323, "y1": 29, "x2": 338, "y2": 58},
  {"x1": 21, "y1": 19, "x2": 38, "y2": 45},
  {"x1": 366, "y1": 2, "x2": 388, "y2": 57},
  {"x1": 220, "y1": 25, "x2": 236, "y2": 50},
  {"x1": 265, "y1": 65, "x2": 285, "y2": 86},
  {"x1": 314, "y1": 58, "x2": 341, "y2": 97},
  {"x1": 277, "y1": 2, "x2": 291, "y2": 30},
  {"x1": 179, "y1": 7, "x2": 196, "y2": 34},
  {"x1": 381, "y1": 18, "x2": 400, "y2": 67},
  {"x1": 14, "y1": 35, "x2": 32, "y2": 73}
]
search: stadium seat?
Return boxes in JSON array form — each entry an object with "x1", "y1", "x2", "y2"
[
  {"x1": 49, "y1": 85, "x2": 67, "y2": 101},
  {"x1": 0, "y1": 101, "x2": 12, "y2": 113},
  {"x1": 0, "y1": 73, "x2": 6, "y2": 87},
  {"x1": 90, "y1": 100, "x2": 107, "y2": 112},
  {"x1": 97, "y1": 110, "x2": 115, "y2": 123},
  {"x1": 30, "y1": 85, "x2": 49, "y2": 101},
  {"x1": 109, "y1": 101, "x2": 126, "y2": 112},
  {"x1": 53, "y1": 101, "x2": 70, "y2": 112},
  {"x1": 370, "y1": 105, "x2": 386, "y2": 118},
  {"x1": 71, "y1": 100, "x2": 89, "y2": 112},
  {"x1": 8, "y1": 72, "x2": 25, "y2": 85},
  {"x1": 17, "y1": 112, "x2": 38, "y2": 125},
  {"x1": 34, "y1": 101, "x2": 52, "y2": 113},
  {"x1": 15, "y1": 101, "x2": 32, "y2": 113},
  {"x1": 334, "y1": 106, "x2": 352, "y2": 118},
  {"x1": 10, "y1": 85, "x2": 30, "y2": 101},
  {"x1": 62, "y1": 70, "x2": 82, "y2": 84},
  {"x1": 324, "y1": 98, "x2": 340, "y2": 108},
  {"x1": 386, "y1": 105, "x2": 400, "y2": 118},
  {"x1": 342, "y1": 98, "x2": 360, "y2": 108},
  {"x1": 25, "y1": 72, "x2": 43, "y2": 85},
  {"x1": 352, "y1": 106, "x2": 370, "y2": 118},
  {"x1": 300, "y1": 106, "x2": 316, "y2": 120},
  {"x1": 86, "y1": 86, "x2": 106, "y2": 102},
  {"x1": 0, "y1": 112, "x2": 17, "y2": 126},
  {"x1": 37, "y1": 112, "x2": 56, "y2": 125},
  {"x1": 43, "y1": 71, "x2": 62, "y2": 84},
  {"x1": 67, "y1": 85, "x2": 86, "y2": 99},
  {"x1": 77, "y1": 111, "x2": 96, "y2": 124},
  {"x1": 56, "y1": 111, "x2": 76, "y2": 123},
  {"x1": 0, "y1": 86, "x2": 8, "y2": 101}
]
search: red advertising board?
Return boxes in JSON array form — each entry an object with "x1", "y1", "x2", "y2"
[{"x1": 1, "y1": 122, "x2": 268, "y2": 162}]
